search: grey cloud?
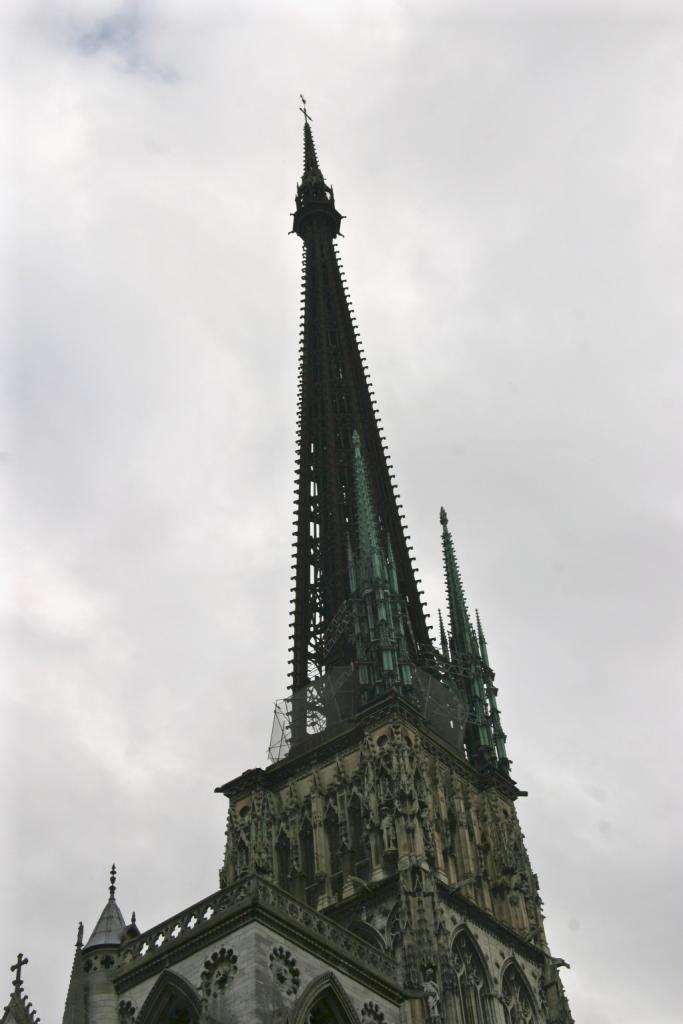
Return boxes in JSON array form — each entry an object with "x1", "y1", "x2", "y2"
[{"x1": 2, "y1": 3, "x2": 681, "y2": 1023}]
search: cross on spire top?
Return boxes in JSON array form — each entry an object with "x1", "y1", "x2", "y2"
[
  {"x1": 10, "y1": 953, "x2": 28, "y2": 992},
  {"x1": 299, "y1": 94, "x2": 312, "y2": 123}
]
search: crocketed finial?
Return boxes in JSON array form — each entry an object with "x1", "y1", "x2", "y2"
[{"x1": 109, "y1": 863, "x2": 116, "y2": 900}]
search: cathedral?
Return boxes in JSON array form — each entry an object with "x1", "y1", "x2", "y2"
[{"x1": 3, "y1": 111, "x2": 574, "y2": 1024}]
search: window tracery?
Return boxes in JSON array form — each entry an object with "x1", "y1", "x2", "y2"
[
  {"x1": 501, "y1": 963, "x2": 536, "y2": 1023},
  {"x1": 450, "y1": 931, "x2": 488, "y2": 1024}
]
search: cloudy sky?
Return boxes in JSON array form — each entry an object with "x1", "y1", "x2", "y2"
[{"x1": 2, "y1": 1, "x2": 682, "y2": 1021}]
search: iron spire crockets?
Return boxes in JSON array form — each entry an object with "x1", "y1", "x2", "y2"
[
  {"x1": 286, "y1": 106, "x2": 511, "y2": 776},
  {"x1": 288, "y1": 108, "x2": 430, "y2": 725},
  {"x1": 439, "y1": 507, "x2": 498, "y2": 770}
]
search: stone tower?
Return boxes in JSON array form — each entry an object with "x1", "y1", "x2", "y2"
[
  {"x1": 217, "y1": 112, "x2": 574, "y2": 1022},
  {"x1": 4, "y1": 111, "x2": 574, "y2": 1024}
]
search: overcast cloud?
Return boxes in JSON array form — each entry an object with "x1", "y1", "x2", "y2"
[{"x1": 1, "y1": 2, "x2": 682, "y2": 1022}]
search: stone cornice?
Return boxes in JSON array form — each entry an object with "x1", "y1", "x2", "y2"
[
  {"x1": 113, "y1": 876, "x2": 404, "y2": 1003},
  {"x1": 216, "y1": 693, "x2": 522, "y2": 801}
]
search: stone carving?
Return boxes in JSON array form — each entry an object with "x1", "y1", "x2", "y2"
[
  {"x1": 200, "y1": 947, "x2": 238, "y2": 998},
  {"x1": 268, "y1": 946, "x2": 300, "y2": 999},
  {"x1": 117, "y1": 1001, "x2": 136, "y2": 1024},
  {"x1": 422, "y1": 968, "x2": 442, "y2": 1022},
  {"x1": 380, "y1": 810, "x2": 397, "y2": 852},
  {"x1": 359, "y1": 1001, "x2": 386, "y2": 1023},
  {"x1": 216, "y1": 715, "x2": 561, "y2": 1009}
]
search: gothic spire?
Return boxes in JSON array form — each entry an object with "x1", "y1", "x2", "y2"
[
  {"x1": 476, "y1": 609, "x2": 511, "y2": 773},
  {"x1": 289, "y1": 107, "x2": 430, "y2": 727},
  {"x1": 439, "y1": 507, "x2": 473, "y2": 657},
  {"x1": 439, "y1": 507, "x2": 495, "y2": 767}
]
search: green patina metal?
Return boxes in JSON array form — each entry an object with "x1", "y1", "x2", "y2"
[
  {"x1": 438, "y1": 608, "x2": 449, "y2": 661},
  {"x1": 476, "y1": 609, "x2": 510, "y2": 774},
  {"x1": 347, "y1": 431, "x2": 413, "y2": 702},
  {"x1": 439, "y1": 507, "x2": 496, "y2": 769}
]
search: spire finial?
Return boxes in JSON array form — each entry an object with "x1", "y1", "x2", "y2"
[
  {"x1": 76, "y1": 922, "x2": 84, "y2": 949},
  {"x1": 299, "y1": 93, "x2": 312, "y2": 124},
  {"x1": 109, "y1": 863, "x2": 116, "y2": 900},
  {"x1": 10, "y1": 953, "x2": 28, "y2": 993}
]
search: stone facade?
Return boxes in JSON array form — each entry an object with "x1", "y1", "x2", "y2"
[
  {"x1": 217, "y1": 696, "x2": 573, "y2": 1023},
  {"x1": 59, "y1": 877, "x2": 405, "y2": 1024}
]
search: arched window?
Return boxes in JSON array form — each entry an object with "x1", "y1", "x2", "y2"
[
  {"x1": 348, "y1": 920, "x2": 386, "y2": 953},
  {"x1": 501, "y1": 963, "x2": 536, "y2": 1023},
  {"x1": 291, "y1": 973, "x2": 359, "y2": 1024},
  {"x1": 325, "y1": 807, "x2": 341, "y2": 876},
  {"x1": 235, "y1": 837, "x2": 249, "y2": 877},
  {"x1": 137, "y1": 971, "x2": 201, "y2": 1024},
  {"x1": 325, "y1": 806, "x2": 343, "y2": 901},
  {"x1": 276, "y1": 828, "x2": 291, "y2": 891},
  {"x1": 450, "y1": 931, "x2": 488, "y2": 1024},
  {"x1": 348, "y1": 795, "x2": 368, "y2": 879},
  {"x1": 300, "y1": 816, "x2": 316, "y2": 901}
]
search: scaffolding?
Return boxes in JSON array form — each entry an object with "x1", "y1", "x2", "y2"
[{"x1": 267, "y1": 665, "x2": 467, "y2": 764}]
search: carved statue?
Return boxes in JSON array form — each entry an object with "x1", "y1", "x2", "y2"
[
  {"x1": 381, "y1": 809, "x2": 397, "y2": 851},
  {"x1": 422, "y1": 968, "x2": 442, "y2": 1022}
]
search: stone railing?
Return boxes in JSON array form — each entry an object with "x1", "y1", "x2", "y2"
[
  {"x1": 118, "y1": 876, "x2": 401, "y2": 987},
  {"x1": 119, "y1": 878, "x2": 254, "y2": 965}
]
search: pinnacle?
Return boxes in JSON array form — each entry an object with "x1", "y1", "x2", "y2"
[
  {"x1": 83, "y1": 865, "x2": 126, "y2": 950},
  {"x1": 303, "y1": 120, "x2": 321, "y2": 177}
]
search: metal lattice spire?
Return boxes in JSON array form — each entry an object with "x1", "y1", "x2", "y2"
[
  {"x1": 439, "y1": 507, "x2": 494, "y2": 766},
  {"x1": 438, "y1": 608, "x2": 449, "y2": 660},
  {"x1": 476, "y1": 609, "x2": 510, "y2": 773},
  {"x1": 289, "y1": 107, "x2": 430, "y2": 726},
  {"x1": 439, "y1": 507, "x2": 473, "y2": 657},
  {"x1": 348, "y1": 431, "x2": 413, "y2": 700}
]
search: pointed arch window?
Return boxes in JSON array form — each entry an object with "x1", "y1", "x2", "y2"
[
  {"x1": 292, "y1": 973, "x2": 359, "y2": 1024},
  {"x1": 451, "y1": 931, "x2": 488, "y2": 1024},
  {"x1": 137, "y1": 971, "x2": 201, "y2": 1024},
  {"x1": 307, "y1": 1001, "x2": 353, "y2": 1024},
  {"x1": 348, "y1": 794, "x2": 368, "y2": 879},
  {"x1": 276, "y1": 828, "x2": 291, "y2": 891},
  {"x1": 235, "y1": 837, "x2": 250, "y2": 877},
  {"x1": 325, "y1": 806, "x2": 341, "y2": 875},
  {"x1": 300, "y1": 815, "x2": 316, "y2": 895},
  {"x1": 501, "y1": 963, "x2": 536, "y2": 1023},
  {"x1": 324, "y1": 805, "x2": 343, "y2": 901}
]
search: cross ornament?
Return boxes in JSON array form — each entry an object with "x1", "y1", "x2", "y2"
[
  {"x1": 11, "y1": 953, "x2": 28, "y2": 991},
  {"x1": 299, "y1": 94, "x2": 312, "y2": 123}
]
